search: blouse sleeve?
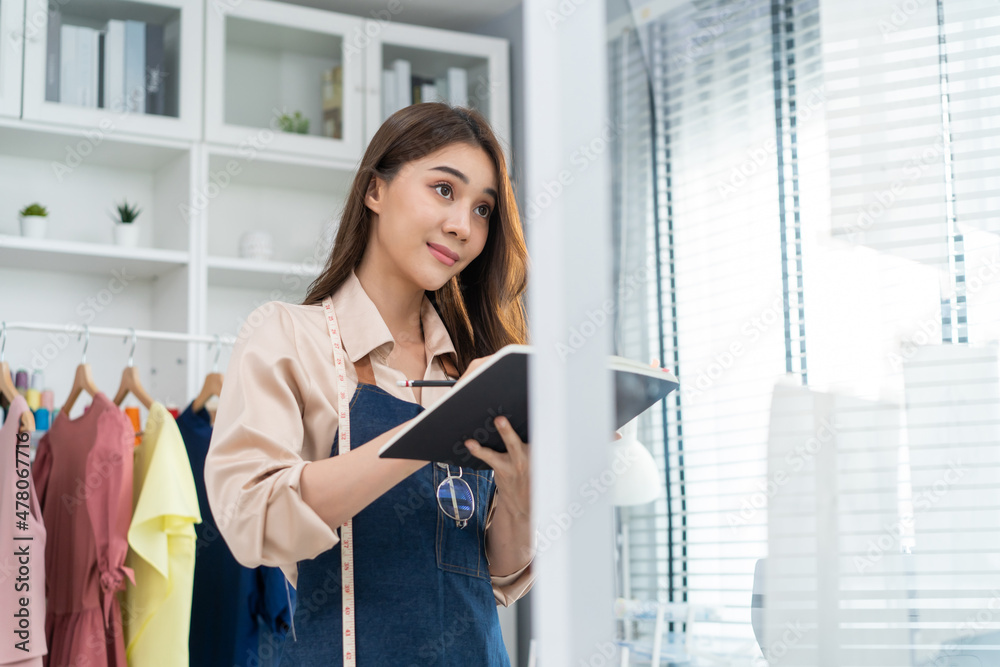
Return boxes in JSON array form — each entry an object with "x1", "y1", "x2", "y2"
[
  {"x1": 86, "y1": 408, "x2": 136, "y2": 628},
  {"x1": 32, "y1": 433, "x2": 53, "y2": 512},
  {"x1": 204, "y1": 302, "x2": 339, "y2": 576},
  {"x1": 484, "y1": 487, "x2": 535, "y2": 607}
]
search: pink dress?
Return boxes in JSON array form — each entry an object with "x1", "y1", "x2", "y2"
[
  {"x1": 33, "y1": 393, "x2": 134, "y2": 667},
  {"x1": 1, "y1": 395, "x2": 47, "y2": 667}
]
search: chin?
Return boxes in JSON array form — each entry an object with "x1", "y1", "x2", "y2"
[{"x1": 411, "y1": 264, "x2": 457, "y2": 293}]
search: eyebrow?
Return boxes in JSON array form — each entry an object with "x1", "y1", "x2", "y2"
[{"x1": 430, "y1": 166, "x2": 498, "y2": 203}]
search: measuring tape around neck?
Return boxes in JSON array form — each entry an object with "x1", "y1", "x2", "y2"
[{"x1": 322, "y1": 297, "x2": 356, "y2": 666}]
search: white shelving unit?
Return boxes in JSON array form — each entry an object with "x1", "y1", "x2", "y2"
[
  {"x1": 203, "y1": 0, "x2": 365, "y2": 162},
  {"x1": 0, "y1": 0, "x2": 25, "y2": 118},
  {"x1": 0, "y1": 0, "x2": 511, "y2": 418},
  {"x1": 21, "y1": 0, "x2": 203, "y2": 140},
  {"x1": 364, "y1": 20, "x2": 510, "y2": 152}
]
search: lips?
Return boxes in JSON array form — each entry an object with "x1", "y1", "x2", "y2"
[{"x1": 427, "y1": 243, "x2": 459, "y2": 262}]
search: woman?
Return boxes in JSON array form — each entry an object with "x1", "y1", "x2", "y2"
[{"x1": 205, "y1": 103, "x2": 534, "y2": 666}]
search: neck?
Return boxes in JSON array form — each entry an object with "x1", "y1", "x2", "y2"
[{"x1": 355, "y1": 259, "x2": 425, "y2": 346}]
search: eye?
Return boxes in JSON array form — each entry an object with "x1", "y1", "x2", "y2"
[
  {"x1": 434, "y1": 183, "x2": 453, "y2": 199},
  {"x1": 475, "y1": 204, "x2": 492, "y2": 219}
]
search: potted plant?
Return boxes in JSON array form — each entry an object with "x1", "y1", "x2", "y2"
[
  {"x1": 18, "y1": 203, "x2": 49, "y2": 239},
  {"x1": 278, "y1": 111, "x2": 310, "y2": 134},
  {"x1": 111, "y1": 199, "x2": 141, "y2": 247}
]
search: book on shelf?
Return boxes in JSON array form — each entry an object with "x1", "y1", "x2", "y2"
[
  {"x1": 123, "y1": 20, "x2": 145, "y2": 113},
  {"x1": 322, "y1": 66, "x2": 343, "y2": 139},
  {"x1": 45, "y1": 5, "x2": 61, "y2": 102},
  {"x1": 57, "y1": 25, "x2": 74, "y2": 105},
  {"x1": 447, "y1": 67, "x2": 468, "y2": 107},
  {"x1": 410, "y1": 75, "x2": 436, "y2": 104},
  {"x1": 102, "y1": 20, "x2": 125, "y2": 112},
  {"x1": 58, "y1": 25, "x2": 100, "y2": 108},
  {"x1": 50, "y1": 16, "x2": 172, "y2": 115},
  {"x1": 392, "y1": 58, "x2": 411, "y2": 109},
  {"x1": 145, "y1": 23, "x2": 166, "y2": 116},
  {"x1": 162, "y1": 21, "x2": 180, "y2": 117},
  {"x1": 382, "y1": 69, "x2": 397, "y2": 120},
  {"x1": 378, "y1": 60, "x2": 474, "y2": 120}
]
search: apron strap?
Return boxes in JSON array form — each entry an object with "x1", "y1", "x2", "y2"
[
  {"x1": 354, "y1": 353, "x2": 376, "y2": 386},
  {"x1": 439, "y1": 355, "x2": 459, "y2": 380}
]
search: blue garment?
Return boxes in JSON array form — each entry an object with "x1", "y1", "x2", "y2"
[
  {"x1": 179, "y1": 403, "x2": 295, "y2": 667},
  {"x1": 280, "y1": 379, "x2": 508, "y2": 666}
]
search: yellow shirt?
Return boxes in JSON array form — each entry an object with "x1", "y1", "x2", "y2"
[{"x1": 123, "y1": 401, "x2": 202, "y2": 666}]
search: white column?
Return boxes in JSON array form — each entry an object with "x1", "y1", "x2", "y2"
[{"x1": 524, "y1": 0, "x2": 616, "y2": 664}]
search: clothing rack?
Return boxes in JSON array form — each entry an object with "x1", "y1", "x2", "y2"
[{"x1": 1, "y1": 321, "x2": 237, "y2": 348}]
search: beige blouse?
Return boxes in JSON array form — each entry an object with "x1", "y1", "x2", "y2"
[{"x1": 204, "y1": 269, "x2": 533, "y2": 606}]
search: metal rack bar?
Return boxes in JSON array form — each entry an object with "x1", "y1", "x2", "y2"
[{"x1": 1, "y1": 321, "x2": 237, "y2": 346}]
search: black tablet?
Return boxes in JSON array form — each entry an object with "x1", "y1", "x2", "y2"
[{"x1": 378, "y1": 345, "x2": 679, "y2": 469}]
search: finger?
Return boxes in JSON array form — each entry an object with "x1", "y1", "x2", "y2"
[
  {"x1": 465, "y1": 439, "x2": 502, "y2": 470},
  {"x1": 494, "y1": 416, "x2": 527, "y2": 463}
]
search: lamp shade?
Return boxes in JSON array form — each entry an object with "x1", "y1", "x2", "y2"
[{"x1": 610, "y1": 418, "x2": 661, "y2": 506}]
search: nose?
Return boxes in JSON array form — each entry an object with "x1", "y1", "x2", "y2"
[{"x1": 442, "y1": 208, "x2": 472, "y2": 242}]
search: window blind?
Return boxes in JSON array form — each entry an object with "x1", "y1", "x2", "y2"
[{"x1": 610, "y1": 0, "x2": 1000, "y2": 662}]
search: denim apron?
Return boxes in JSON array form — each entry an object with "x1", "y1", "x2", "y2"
[{"x1": 279, "y1": 351, "x2": 509, "y2": 666}]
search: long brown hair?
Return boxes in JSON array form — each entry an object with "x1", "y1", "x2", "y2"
[{"x1": 302, "y1": 103, "x2": 529, "y2": 373}]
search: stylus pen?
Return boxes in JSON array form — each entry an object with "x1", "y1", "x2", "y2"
[{"x1": 396, "y1": 380, "x2": 458, "y2": 387}]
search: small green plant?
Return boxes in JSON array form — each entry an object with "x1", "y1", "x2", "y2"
[
  {"x1": 114, "y1": 199, "x2": 142, "y2": 224},
  {"x1": 19, "y1": 203, "x2": 48, "y2": 217},
  {"x1": 278, "y1": 111, "x2": 310, "y2": 134}
]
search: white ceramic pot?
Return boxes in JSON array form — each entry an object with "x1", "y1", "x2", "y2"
[
  {"x1": 19, "y1": 215, "x2": 47, "y2": 239},
  {"x1": 114, "y1": 223, "x2": 140, "y2": 247},
  {"x1": 240, "y1": 230, "x2": 275, "y2": 261}
]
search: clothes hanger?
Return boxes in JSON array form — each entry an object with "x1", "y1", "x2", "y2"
[
  {"x1": 0, "y1": 323, "x2": 35, "y2": 434},
  {"x1": 192, "y1": 335, "x2": 223, "y2": 415},
  {"x1": 62, "y1": 325, "x2": 101, "y2": 415},
  {"x1": 113, "y1": 328, "x2": 154, "y2": 410}
]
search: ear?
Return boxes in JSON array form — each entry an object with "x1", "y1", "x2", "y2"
[{"x1": 364, "y1": 175, "x2": 384, "y2": 215}]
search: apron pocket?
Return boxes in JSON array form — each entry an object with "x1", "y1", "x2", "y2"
[{"x1": 434, "y1": 463, "x2": 494, "y2": 582}]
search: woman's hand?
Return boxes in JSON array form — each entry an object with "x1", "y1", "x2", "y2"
[
  {"x1": 458, "y1": 355, "x2": 492, "y2": 381},
  {"x1": 464, "y1": 415, "x2": 531, "y2": 520},
  {"x1": 458, "y1": 355, "x2": 530, "y2": 519}
]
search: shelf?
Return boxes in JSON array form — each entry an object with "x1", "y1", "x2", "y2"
[
  {"x1": 21, "y1": 0, "x2": 203, "y2": 141},
  {"x1": 207, "y1": 255, "x2": 321, "y2": 290},
  {"x1": 204, "y1": 145, "x2": 356, "y2": 192},
  {"x1": 205, "y1": 0, "x2": 365, "y2": 162},
  {"x1": 0, "y1": 234, "x2": 188, "y2": 278},
  {"x1": 365, "y1": 21, "x2": 510, "y2": 151},
  {"x1": 0, "y1": 0, "x2": 25, "y2": 118},
  {"x1": 0, "y1": 117, "x2": 190, "y2": 171}
]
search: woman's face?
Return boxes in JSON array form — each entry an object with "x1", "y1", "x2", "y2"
[{"x1": 364, "y1": 142, "x2": 498, "y2": 291}]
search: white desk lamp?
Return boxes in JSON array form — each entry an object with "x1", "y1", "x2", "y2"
[{"x1": 610, "y1": 417, "x2": 661, "y2": 506}]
